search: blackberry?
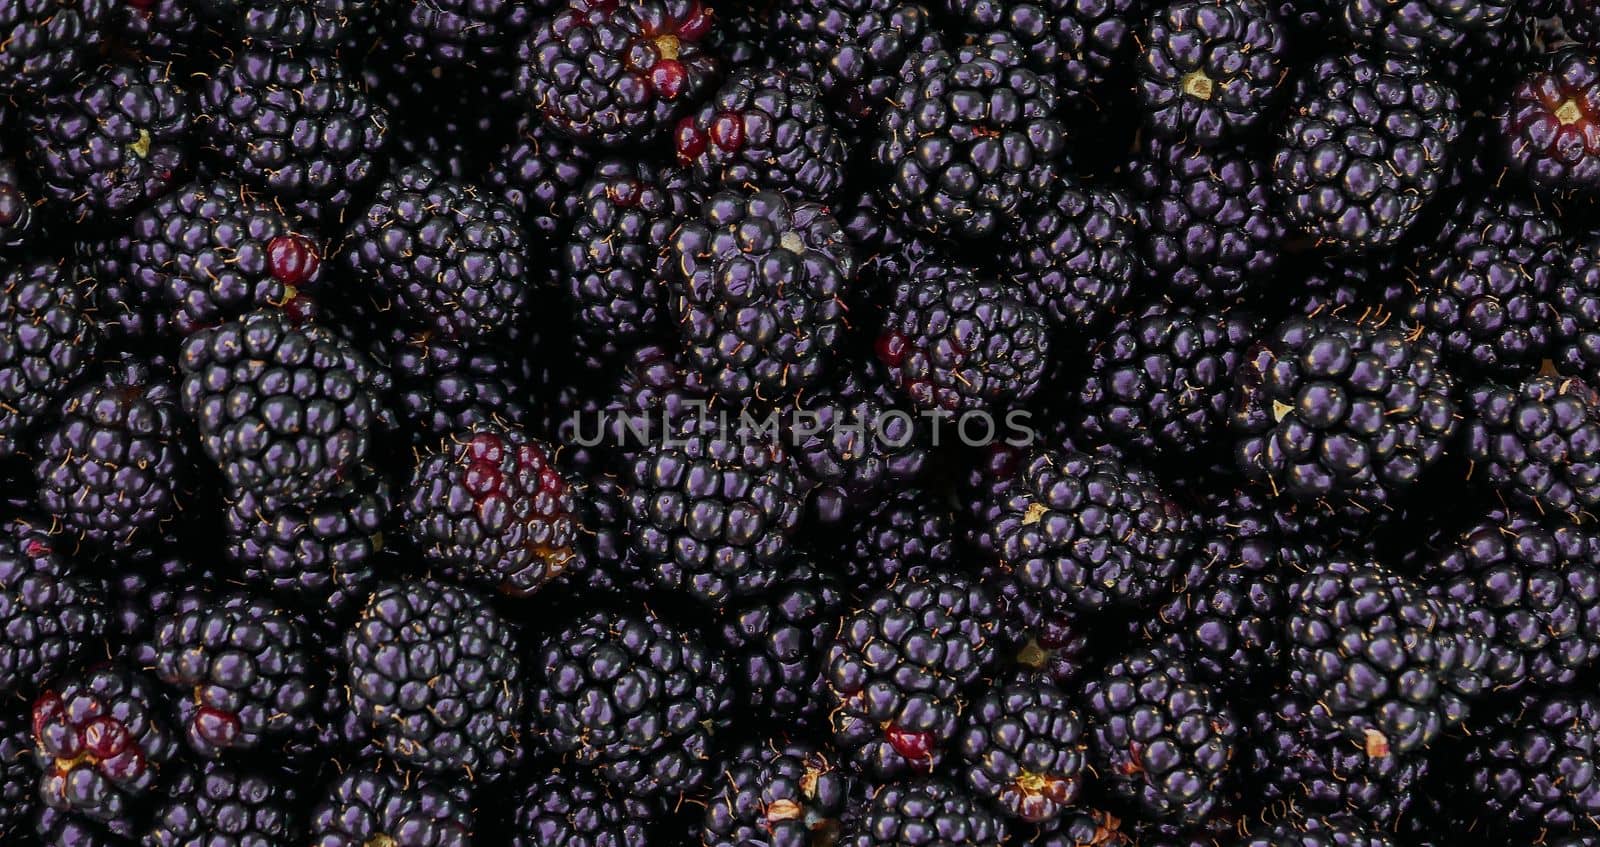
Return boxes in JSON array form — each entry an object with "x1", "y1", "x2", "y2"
[
  {"x1": 191, "y1": 0, "x2": 372, "y2": 48},
  {"x1": 988, "y1": 448, "x2": 1195, "y2": 613},
  {"x1": 391, "y1": 0, "x2": 537, "y2": 65},
  {"x1": 1499, "y1": 48, "x2": 1600, "y2": 198},
  {"x1": 875, "y1": 41, "x2": 1065, "y2": 240},
  {"x1": 148, "y1": 593, "x2": 313, "y2": 758},
  {"x1": 0, "y1": 0, "x2": 108, "y2": 96},
  {"x1": 105, "y1": 543, "x2": 208, "y2": 652},
  {"x1": 109, "y1": 0, "x2": 199, "y2": 58},
  {"x1": 344, "y1": 165, "x2": 531, "y2": 341},
  {"x1": 824, "y1": 570, "x2": 1000, "y2": 778},
  {"x1": 786, "y1": 362, "x2": 929, "y2": 520},
  {"x1": 1081, "y1": 647, "x2": 1239, "y2": 824},
  {"x1": 1074, "y1": 303, "x2": 1262, "y2": 457},
  {"x1": 31, "y1": 665, "x2": 178, "y2": 836},
  {"x1": 0, "y1": 520, "x2": 107, "y2": 699},
  {"x1": 1246, "y1": 694, "x2": 1429, "y2": 827},
  {"x1": 0, "y1": 259, "x2": 99, "y2": 457},
  {"x1": 832, "y1": 487, "x2": 957, "y2": 599},
  {"x1": 875, "y1": 263, "x2": 1052, "y2": 412},
  {"x1": 1233, "y1": 814, "x2": 1397, "y2": 847},
  {"x1": 838, "y1": 779, "x2": 1006, "y2": 846},
  {"x1": 674, "y1": 68, "x2": 848, "y2": 202},
  {"x1": 1271, "y1": 51, "x2": 1461, "y2": 251},
  {"x1": 1285, "y1": 559, "x2": 1490, "y2": 755},
  {"x1": 197, "y1": 47, "x2": 389, "y2": 221},
  {"x1": 1555, "y1": 234, "x2": 1600, "y2": 383},
  {"x1": 701, "y1": 739, "x2": 850, "y2": 847},
  {"x1": 1002, "y1": 175, "x2": 1141, "y2": 332},
  {"x1": 24, "y1": 59, "x2": 190, "y2": 222},
  {"x1": 178, "y1": 309, "x2": 387, "y2": 504},
  {"x1": 123, "y1": 179, "x2": 324, "y2": 336},
  {"x1": 1229, "y1": 315, "x2": 1458, "y2": 513},
  {"x1": 0, "y1": 705, "x2": 33, "y2": 840},
  {"x1": 1463, "y1": 374, "x2": 1600, "y2": 517},
  {"x1": 371, "y1": 328, "x2": 532, "y2": 442},
  {"x1": 671, "y1": 189, "x2": 854, "y2": 402},
  {"x1": 402, "y1": 422, "x2": 581, "y2": 596},
  {"x1": 1127, "y1": 137, "x2": 1286, "y2": 304},
  {"x1": 1415, "y1": 505, "x2": 1600, "y2": 690},
  {"x1": 516, "y1": 0, "x2": 720, "y2": 147},
  {"x1": 1459, "y1": 691, "x2": 1600, "y2": 838},
  {"x1": 772, "y1": 0, "x2": 942, "y2": 132},
  {"x1": 1137, "y1": 0, "x2": 1288, "y2": 146},
  {"x1": 562, "y1": 159, "x2": 693, "y2": 359},
  {"x1": 956, "y1": 672, "x2": 1086, "y2": 824},
  {"x1": 224, "y1": 469, "x2": 389, "y2": 613},
  {"x1": 624, "y1": 407, "x2": 806, "y2": 607},
  {"x1": 344, "y1": 578, "x2": 524, "y2": 780},
  {"x1": 33, "y1": 357, "x2": 188, "y2": 554},
  {"x1": 485, "y1": 113, "x2": 597, "y2": 243},
  {"x1": 307, "y1": 769, "x2": 470, "y2": 847},
  {"x1": 1337, "y1": 0, "x2": 1515, "y2": 57},
  {"x1": 0, "y1": 140, "x2": 35, "y2": 252},
  {"x1": 937, "y1": 0, "x2": 1140, "y2": 106},
  {"x1": 143, "y1": 759, "x2": 299, "y2": 846},
  {"x1": 587, "y1": 342, "x2": 712, "y2": 469},
  {"x1": 716, "y1": 559, "x2": 843, "y2": 718},
  {"x1": 510, "y1": 767, "x2": 654, "y2": 847},
  {"x1": 532, "y1": 606, "x2": 732, "y2": 797},
  {"x1": 1403, "y1": 192, "x2": 1566, "y2": 376}
]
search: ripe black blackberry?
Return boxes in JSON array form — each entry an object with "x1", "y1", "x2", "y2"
[
  {"x1": 371, "y1": 328, "x2": 532, "y2": 442},
  {"x1": 224, "y1": 469, "x2": 390, "y2": 613},
  {"x1": 824, "y1": 569, "x2": 1000, "y2": 778},
  {"x1": 0, "y1": 0, "x2": 108, "y2": 96},
  {"x1": 1464, "y1": 374, "x2": 1600, "y2": 517},
  {"x1": 516, "y1": 0, "x2": 720, "y2": 147},
  {"x1": 1002, "y1": 175, "x2": 1141, "y2": 332},
  {"x1": 0, "y1": 706, "x2": 34, "y2": 840},
  {"x1": 510, "y1": 767, "x2": 654, "y2": 847},
  {"x1": 0, "y1": 521, "x2": 107, "y2": 698},
  {"x1": 937, "y1": 0, "x2": 1139, "y2": 106},
  {"x1": 0, "y1": 141, "x2": 35, "y2": 252},
  {"x1": 308, "y1": 769, "x2": 471, "y2": 847},
  {"x1": 875, "y1": 263, "x2": 1052, "y2": 412},
  {"x1": 344, "y1": 165, "x2": 531, "y2": 341},
  {"x1": 956, "y1": 672, "x2": 1086, "y2": 825},
  {"x1": 716, "y1": 559, "x2": 843, "y2": 719},
  {"x1": 672, "y1": 190, "x2": 853, "y2": 402},
  {"x1": 110, "y1": 0, "x2": 199, "y2": 57},
  {"x1": 1271, "y1": 51, "x2": 1461, "y2": 251},
  {"x1": 772, "y1": 0, "x2": 942, "y2": 132},
  {"x1": 832, "y1": 487, "x2": 957, "y2": 599},
  {"x1": 625, "y1": 412, "x2": 805, "y2": 606},
  {"x1": 1137, "y1": 0, "x2": 1288, "y2": 146},
  {"x1": 1336, "y1": 0, "x2": 1515, "y2": 57},
  {"x1": 1074, "y1": 303, "x2": 1261, "y2": 457},
  {"x1": 33, "y1": 356, "x2": 188, "y2": 553},
  {"x1": 403, "y1": 422, "x2": 581, "y2": 596},
  {"x1": 197, "y1": 47, "x2": 389, "y2": 221},
  {"x1": 24, "y1": 59, "x2": 190, "y2": 222},
  {"x1": 1234, "y1": 813, "x2": 1397, "y2": 847},
  {"x1": 144, "y1": 759, "x2": 299, "y2": 846},
  {"x1": 0, "y1": 259, "x2": 99, "y2": 458},
  {"x1": 1247, "y1": 694, "x2": 1430, "y2": 828},
  {"x1": 586, "y1": 342, "x2": 712, "y2": 471},
  {"x1": 875, "y1": 40, "x2": 1065, "y2": 240},
  {"x1": 1499, "y1": 47, "x2": 1600, "y2": 199},
  {"x1": 532, "y1": 606, "x2": 732, "y2": 798},
  {"x1": 1555, "y1": 234, "x2": 1600, "y2": 383},
  {"x1": 838, "y1": 779, "x2": 1007, "y2": 846},
  {"x1": 1127, "y1": 137, "x2": 1286, "y2": 304},
  {"x1": 31, "y1": 665, "x2": 179, "y2": 836},
  {"x1": 988, "y1": 448, "x2": 1195, "y2": 613},
  {"x1": 1403, "y1": 192, "x2": 1566, "y2": 376},
  {"x1": 485, "y1": 113, "x2": 596, "y2": 244},
  {"x1": 1286, "y1": 559, "x2": 1490, "y2": 755},
  {"x1": 702, "y1": 740, "x2": 849, "y2": 847},
  {"x1": 1081, "y1": 647, "x2": 1239, "y2": 824},
  {"x1": 344, "y1": 578, "x2": 523, "y2": 780},
  {"x1": 123, "y1": 178, "x2": 325, "y2": 336},
  {"x1": 561, "y1": 159, "x2": 692, "y2": 359},
  {"x1": 1414, "y1": 505, "x2": 1600, "y2": 690},
  {"x1": 179, "y1": 309, "x2": 387, "y2": 504},
  {"x1": 675, "y1": 68, "x2": 848, "y2": 202},
  {"x1": 1458, "y1": 691, "x2": 1600, "y2": 839},
  {"x1": 149, "y1": 593, "x2": 313, "y2": 758},
  {"x1": 1229, "y1": 315, "x2": 1459, "y2": 513},
  {"x1": 391, "y1": 0, "x2": 536, "y2": 65},
  {"x1": 191, "y1": 0, "x2": 372, "y2": 48},
  {"x1": 787, "y1": 362, "x2": 929, "y2": 520}
]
